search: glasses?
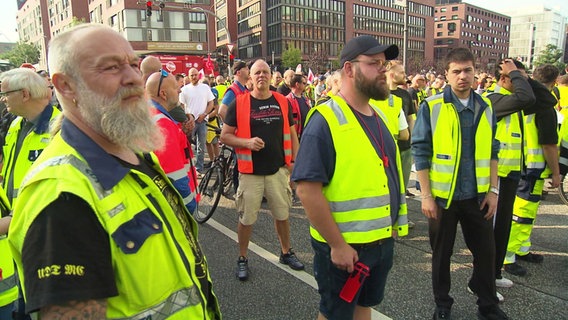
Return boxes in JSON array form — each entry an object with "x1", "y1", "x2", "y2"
[
  {"x1": 350, "y1": 59, "x2": 392, "y2": 71},
  {"x1": 0, "y1": 89, "x2": 23, "y2": 98},
  {"x1": 156, "y1": 69, "x2": 168, "y2": 96}
]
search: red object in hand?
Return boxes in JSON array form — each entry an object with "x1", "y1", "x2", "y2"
[
  {"x1": 0, "y1": 267, "x2": 3, "y2": 280},
  {"x1": 339, "y1": 262, "x2": 370, "y2": 303}
]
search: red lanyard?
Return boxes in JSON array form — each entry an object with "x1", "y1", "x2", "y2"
[{"x1": 351, "y1": 107, "x2": 389, "y2": 168}]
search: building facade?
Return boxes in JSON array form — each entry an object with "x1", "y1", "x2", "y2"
[
  {"x1": 16, "y1": 0, "x2": 52, "y2": 69},
  {"x1": 505, "y1": 6, "x2": 566, "y2": 70},
  {"x1": 228, "y1": 0, "x2": 435, "y2": 73},
  {"x1": 434, "y1": 1, "x2": 510, "y2": 73}
]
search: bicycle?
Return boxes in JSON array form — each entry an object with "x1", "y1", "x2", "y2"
[{"x1": 193, "y1": 124, "x2": 236, "y2": 224}]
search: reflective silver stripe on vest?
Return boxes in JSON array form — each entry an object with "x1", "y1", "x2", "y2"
[
  {"x1": 431, "y1": 180, "x2": 452, "y2": 191},
  {"x1": 182, "y1": 192, "x2": 197, "y2": 205},
  {"x1": 112, "y1": 286, "x2": 201, "y2": 320},
  {"x1": 168, "y1": 167, "x2": 188, "y2": 181},
  {"x1": 499, "y1": 158, "x2": 521, "y2": 166},
  {"x1": 475, "y1": 159, "x2": 490, "y2": 167},
  {"x1": 560, "y1": 157, "x2": 568, "y2": 167},
  {"x1": 21, "y1": 155, "x2": 111, "y2": 200},
  {"x1": 0, "y1": 274, "x2": 16, "y2": 293},
  {"x1": 326, "y1": 99, "x2": 348, "y2": 125},
  {"x1": 338, "y1": 216, "x2": 392, "y2": 233},
  {"x1": 329, "y1": 195, "x2": 390, "y2": 213},
  {"x1": 562, "y1": 140, "x2": 568, "y2": 149},
  {"x1": 500, "y1": 142, "x2": 522, "y2": 151},
  {"x1": 236, "y1": 153, "x2": 252, "y2": 161},
  {"x1": 432, "y1": 163, "x2": 454, "y2": 173},
  {"x1": 477, "y1": 176, "x2": 490, "y2": 186},
  {"x1": 430, "y1": 102, "x2": 442, "y2": 134},
  {"x1": 152, "y1": 113, "x2": 168, "y2": 122}
]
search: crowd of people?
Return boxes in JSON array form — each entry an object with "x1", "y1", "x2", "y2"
[{"x1": 0, "y1": 23, "x2": 567, "y2": 320}]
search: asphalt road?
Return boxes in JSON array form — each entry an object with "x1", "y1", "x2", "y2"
[{"x1": 197, "y1": 178, "x2": 568, "y2": 320}]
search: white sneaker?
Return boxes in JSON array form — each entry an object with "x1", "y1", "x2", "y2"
[
  {"x1": 495, "y1": 276, "x2": 514, "y2": 288},
  {"x1": 496, "y1": 291, "x2": 504, "y2": 303},
  {"x1": 467, "y1": 285, "x2": 505, "y2": 303}
]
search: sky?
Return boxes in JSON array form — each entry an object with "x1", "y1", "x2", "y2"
[{"x1": 0, "y1": 0, "x2": 567, "y2": 43}]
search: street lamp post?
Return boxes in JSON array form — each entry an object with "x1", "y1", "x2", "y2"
[
  {"x1": 394, "y1": 0, "x2": 408, "y2": 72},
  {"x1": 187, "y1": 6, "x2": 233, "y2": 77}
]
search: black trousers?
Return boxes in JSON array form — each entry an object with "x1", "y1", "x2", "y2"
[
  {"x1": 429, "y1": 198, "x2": 498, "y2": 310},
  {"x1": 494, "y1": 177, "x2": 519, "y2": 277}
]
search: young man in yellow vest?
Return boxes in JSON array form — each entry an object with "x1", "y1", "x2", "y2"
[
  {"x1": 480, "y1": 58, "x2": 535, "y2": 296},
  {"x1": 220, "y1": 59, "x2": 303, "y2": 281},
  {"x1": 503, "y1": 64, "x2": 560, "y2": 277},
  {"x1": 293, "y1": 35, "x2": 408, "y2": 320},
  {"x1": 8, "y1": 24, "x2": 220, "y2": 319},
  {"x1": 412, "y1": 48, "x2": 508, "y2": 320}
]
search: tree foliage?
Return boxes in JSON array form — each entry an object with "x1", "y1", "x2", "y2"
[
  {"x1": 281, "y1": 47, "x2": 302, "y2": 69},
  {"x1": 69, "y1": 16, "x2": 87, "y2": 27},
  {"x1": 0, "y1": 41, "x2": 40, "y2": 67},
  {"x1": 533, "y1": 44, "x2": 566, "y2": 71},
  {"x1": 307, "y1": 49, "x2": 329, "y2": 74}
]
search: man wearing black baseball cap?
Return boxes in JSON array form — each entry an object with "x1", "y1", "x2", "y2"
[{"x1": 293, "y1": 35, "x2": 408, "y2": 319}]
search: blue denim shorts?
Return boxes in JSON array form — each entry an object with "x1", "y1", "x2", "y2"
[{"x1": 311, "y1": 237, "x2": 395, "y2": 320}]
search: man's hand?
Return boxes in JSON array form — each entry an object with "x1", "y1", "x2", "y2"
[
  {"x1": 330, "y1": 242, "x2": 359, "y2": 273},
  {"x1": 480, "y1": 192, "x2": 498, "y2": 220},
  {"x1": 196, "y1": 113, "x2": 207, "y2": 123},
  {"x1": 499, "y1": 59, "x2": 518, "y2": 77},
  {"x1": 421, "y1": 196, "x2": 438, "y2": 219},
  {"x1": 247, "y1": 137, "x2": 265, "y2": 151},
  {"x1": 550, "y1": 174, "x2": 561, "y2": 188},
  {"x1": 183, "y1": 117, "x2": 195, "y2": 134}
]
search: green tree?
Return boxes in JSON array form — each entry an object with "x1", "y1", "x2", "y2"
[
  {"x1": 69, "y1": 16, "x2": 87, "y2": 27},
  {"x1": 0, "y1": 41, "x2": 40, "y2": 67},
  {"x1": 281, "y1": 47, "x2": 302, "y2": 70},
  {"x1": 533, "y1": 44, "x2": 566, "y2": 71},
  {"x1": 307, "y1": 49, "x2": 329, "y2": 74}
]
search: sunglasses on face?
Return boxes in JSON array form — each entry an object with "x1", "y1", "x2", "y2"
[{"x1": 156, "y1": 69, "x2": 168, "y2": 96}]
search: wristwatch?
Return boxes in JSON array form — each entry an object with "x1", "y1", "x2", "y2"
[{"x1": 490, "y1": 186, "x2": 499, "y2": 195}]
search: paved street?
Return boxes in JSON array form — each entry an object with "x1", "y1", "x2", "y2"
[{"x1": 197, "y1": 178, "x2": 568, "y2": 320}]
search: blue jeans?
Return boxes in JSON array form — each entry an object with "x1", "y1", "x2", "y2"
[
  {"x1": 0, "y1": 303, "x2": 12, "y2": 319},
  {"x1": 193, "y1": 121, "x2": 207, "y2": 172}
]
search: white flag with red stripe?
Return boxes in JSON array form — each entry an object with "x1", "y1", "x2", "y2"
[
  {"x1": 198, "y1": 68, "x2": 205, "y2": 79},
  {"x1": 295, "y1": 64, "x2": 302, "y2": 74},
  {"x1": 307, "y1": 68, "x2": 315, "y2": 84}
]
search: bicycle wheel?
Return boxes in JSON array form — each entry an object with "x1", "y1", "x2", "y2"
[
  {"x1": 222, "y1": 149, "x2": 237, "y2": 198},
  {"x1": 194, "y1": 165, "x2": 224, "y2": 224},
  {"x1": 558, "y1": 174, "x2": 568, "y2": 205}
]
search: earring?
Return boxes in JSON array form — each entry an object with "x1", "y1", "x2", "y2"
[{"x1": 72, "y1": 98, "x2": 77, "y2": 106}]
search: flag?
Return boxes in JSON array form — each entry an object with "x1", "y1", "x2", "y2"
[
  {"x1": 198, "y1": 69, "x2": 205, "y2": 79},
  {"x1": 295, "y1": 64, "x2": 302, "y2": 74},
  {"x1": 307, "y1": 68, "x2": 315, "y2": 84},
  {"x1": 205, "y1": 54, "x2": 214, "y2": 73}
]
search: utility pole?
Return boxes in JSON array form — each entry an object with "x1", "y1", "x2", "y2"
[{"x1": 393, "y1": 0, "x2": 408, "y2": 71}]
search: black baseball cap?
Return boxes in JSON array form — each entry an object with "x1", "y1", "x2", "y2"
[
  {"x1": 232, "y1": 61, "x2": 247, "y2": 74},
  {"x1": 340, "y1": 35, "x2": 399, "y2": 66}
]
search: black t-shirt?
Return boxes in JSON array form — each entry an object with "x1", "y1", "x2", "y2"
[
  {"x1": 293, "y1": 96, "x2": 311, "y2": 136},
  {"x1": 391, "y1": 88, "x2": 415, "y2": 151},
  {"x1": 225, "y1": 94, "x2": 295, "y2": 175},
  {"x1": 22, "y1": 192, "x2": 118, "y2": 312},
  {"x1": 22, "y1": 155, "x2": 211, "y2": 312}
]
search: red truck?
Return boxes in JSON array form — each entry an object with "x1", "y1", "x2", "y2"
[{"x1": 144, "y1": 54, "x2": 218, "y2": 76}]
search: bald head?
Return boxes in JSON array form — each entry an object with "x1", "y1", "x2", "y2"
[
  {"x1": 146, "y1": 71, "x2": 179, "y2": 111},
  {"x1": 283, "y1": 70, "x2": 295, "y2": 85},
  {"x1": 140, "y1": 56, "x2": 162, "y2": 83}
]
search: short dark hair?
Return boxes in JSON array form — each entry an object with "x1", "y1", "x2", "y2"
[
  {"x1": 532, "y1": 64, "x2": 559, "y2": 86},
  {"x1": 445, "y1": 48, "x2": 475, "y2": 70},
  {"x1": 290, "y1": 74, "x2": 305, "y2": 87},
  {"x1": 495, "y1": 58, "x2": 526, "y2": 80},
  {"x1": 232, "y1": 60, "x2": 247, "y2": 74}
]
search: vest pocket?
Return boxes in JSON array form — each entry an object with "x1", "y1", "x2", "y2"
[{"x1": 111, "y1": 208, "x2": 163, "y2": 254}]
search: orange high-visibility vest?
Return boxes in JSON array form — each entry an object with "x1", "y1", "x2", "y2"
[{"x1": 234, "y1": 92, "x2": 293, "y2": 173}]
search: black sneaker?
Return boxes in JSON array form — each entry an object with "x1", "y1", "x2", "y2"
[
  {"x1": 477, "y1": 305, "x2": 509, "y2": 320},
  {"x1": 516, "y1": 252, "x2": 543, "y2": 263},
  {"x1": 433, "y1": 307, "x2": 452, "y2": 320},
  {"x1": 236, "y1": 256, "x2": 249, "y2": 281},
  {"x1": 504, "y1": 262, "x2": 527, "y2": 276},
  {"x1": 279, "y1": 250, "x2": 305, "y2": 270}
]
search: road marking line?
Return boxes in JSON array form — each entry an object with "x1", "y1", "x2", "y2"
[{"x1": 207, "y1": 218, "x2": 391, "y2": 320}]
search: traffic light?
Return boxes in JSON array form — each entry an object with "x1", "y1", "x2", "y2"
[
  {"x1": 229, "y1": 53, "x2": 234, "y2": 66},
  {"x1": 146, "y1": 1, "x2": 152, "y2": 17}
]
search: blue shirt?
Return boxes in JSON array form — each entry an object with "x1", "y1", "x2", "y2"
[
  {"x1": 411, "y1": 87, "x2": 499, "y2": 207},
  {"x1": 221, "y1": 81, "x2": 247, "y2": 106}
]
